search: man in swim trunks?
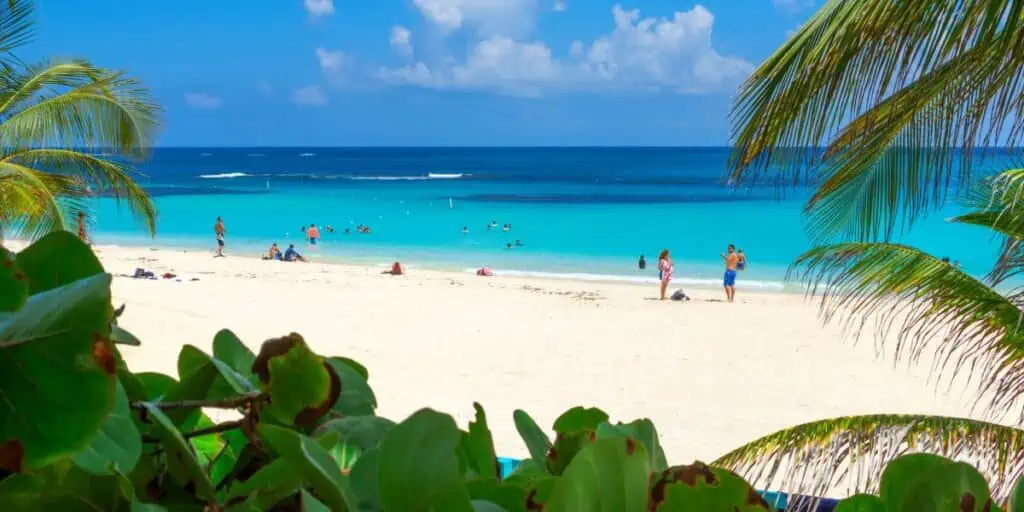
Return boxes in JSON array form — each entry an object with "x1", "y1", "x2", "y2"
[
  {"x1": 307, "y1": 223, "x2": 320, "y2": 245},
  {"x1": 214, "y1": 217, "x2": 226, "y2": 257},
  {"x1": 721, "y1": 244, "x2": 745, "y2": 302}
]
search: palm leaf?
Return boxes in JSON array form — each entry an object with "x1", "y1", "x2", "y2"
[
  {"x1": 0, "y1": 60, "x2": 160, "y2": 156},
  {"x1": 2, "y1": 148, "x2": 156, "y2": 234},
  {"x1": 0, "y1": 164, "x2": 86, "y2": 240},
  {"x1": 714, "y1": 414, "x2": 1024, "y2": 507},
  {"x1": 788, "y1": 243, "x2": 1024, "y2": 419},
  {"x1": 952, "y1": 168, "x2": 1024, "y2": 286},
  {"x1": 729, "y1": 0, "x2": 1024, "y2": 241},
  {"x1": 0, "y1": 0, "x2": 34, "y2": 58}
]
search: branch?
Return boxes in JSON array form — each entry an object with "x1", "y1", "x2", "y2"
[
  {"x1": 131, "y1": 392, "x2": 264, "y2": 412},
  {"x1": 142, "y1": 419, "x2": 244, "y2": 444}
]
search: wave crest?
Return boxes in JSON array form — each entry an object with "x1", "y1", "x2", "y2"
[{"x1": 199, "y1": 172, "x2": 250, "y2": 179}]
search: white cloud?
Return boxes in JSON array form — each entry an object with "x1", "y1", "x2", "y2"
[
  {"x1": 412, "y1": 0, "x2": 536, "y2": 36},
  {"x1": 256, "y1": 81, "x2": 273, "y2": 95},
  {"x1": 390, "y1": 26, "x2": 413, "y2": 55},
  {"x1": 379, "y1": 4, "x2": 751, "y2": 96},
  {"x1": 316, "y1": 47, "x2": 346, "y2": 84},
  {"x1": 291, "y1": 85, "x2": 328, "y2": 106},
  {"x1": 553, "y1": 1, "x2": 566, "y2": 12},
  {"x1": 304, "y1": 0, "x2": 334, "y2": 16},
  {"x1": 184, "y1": 93, "x2": 223, "y2": 109}
]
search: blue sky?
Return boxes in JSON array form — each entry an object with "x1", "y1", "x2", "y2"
[{"x1": 25, "y1": 0, "x2": 817, "y2": 146}]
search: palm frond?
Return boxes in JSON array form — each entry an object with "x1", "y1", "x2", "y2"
[
  {"x1": 0, "y1": 0, "x2": 34, "y2": 58},
  {"x1": 953, "y1": 168, "x2": 1024, "y2": 285},
  {"x1": 714, "y1": 414, "x2": 1024, "y2": 507},
  {"x1": 2, "y1": 148, "x2": 156, "y2": 235},
  {"x1": 788, "y1": 243, "x2": 1024, "y2": 419},
  {"x1": 729, "y1": 0, "x2": 1024, "y2": 241},
  {"x1": 0, "y1": 60, "x2": 161, "y2": 156},
  {"x1": 0, "y1": 164, "x2": 86, "y2": 240}
]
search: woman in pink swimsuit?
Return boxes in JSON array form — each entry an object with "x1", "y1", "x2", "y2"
[{"x1": 658, "y1": 249, "x2": 673, "y2": 300}]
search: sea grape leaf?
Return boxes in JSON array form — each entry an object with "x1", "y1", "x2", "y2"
[
  {"x1": 0, "y1": 273, "x2": 116, "y2": 471},
  {"x1": 254, "y1": 334, "x2": 339, "y2": 427},
  {"x1": 348, "y1": 447, "x2": 382, "y2": 511},
  {"x1": 0, "y1": 246, "x2": 27, "y2": 312},
  {"x1": 512, "y1": 409, "x2": 551, "y2": 467},
  {"x1": 331, "y1": 356, "x2": 369, "y2": 381},
  {"x1": 226, "y1": 434, "x2": 339, "y2": 508},
  {"x1": 73, "y1": 382, "x2": 142, "y2": 475},
  {"x1": 547, "y1": 431, "x2": 595, "y2": 476},
  {"x1": 835, "y1": 494, "x2": 886, "y2": 512},
  {"x1": 377, "y1": 408, "x2": 474, "y2": 512},
  {"x1": 652, "y1": 462, "x2": 770, "y2": 512},
  {"x1": 472, "y1": 500, "x2": 509, "y2": 512},
  {"x1": 14, "y1": 231, "x2": 104, "y2": 294},
  {"x1": 178, "y1": 344, "x2": 254, "y2": 399},
  {"x1": 1010, "y1": 473, "x2": 1024, "y2": 512},
  {"x1": 0, "y1": 472, "x2": 46, "y2": 510},
  {"x1": 879, "y1": 453, "x2": 954, "y2": 511},
  {"x1": 465, "y1": 478, "x2": 527, "y2": 512},
  {"x1": 110, "y1": 325, "x2": 142, "y2": 346},
  {"x1": 301, "y1": 490, "x2": 331, "y2": 512},
  {"x1": 139, "y1": 403, "x2": 217, "y2": 503},
  {"x1": 596, "y1": 419, "x2": 669, "y2": 473},
  {"x1": 462, "y1": 402, "x2": 499, "y2": 479},
  {"x1": 552, "y1": 406, "x2": 608, "y2": 434},
  {"x1": 212, "y1": 329, "x2": 257, "y2": 385},
  {"x1": 313, "y1": 415, "x2": 395, "y2": 453},
  {"x1": 136, "y1": 372, "x2": 178, "y2": 400},
  {"x1": 325, "y1": 356, "x2": 376, "y2": 417},
  {"x1": 897, "y1": 460, "x2": 993, "y2": 512},
  {"x1": 259, "y1": 424, "x2": 350, "y2": 511},
  {"x1": 545, "y1": 437, "x2": 650, "y2": 512}
]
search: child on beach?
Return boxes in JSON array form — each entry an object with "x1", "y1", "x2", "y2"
[{"x1": 658, "y1": 249, "x2": 673, "y2": 300}]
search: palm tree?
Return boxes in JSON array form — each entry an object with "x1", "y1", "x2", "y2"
[
  {"x1": 0, "y1": 0, "x2": 159, "y2": 240},
  {"x1": 721, "y1": 0, "x2": 1024, "y2": 503}
]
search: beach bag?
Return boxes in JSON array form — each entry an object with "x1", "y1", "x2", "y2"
[{"x1": 671, "y1": 289, "x2": 687, "y2": 301}]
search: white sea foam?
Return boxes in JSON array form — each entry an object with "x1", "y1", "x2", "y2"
[
  {"x1": 199, "y1": 152, "x2": 213, "y2": 156},
  {"x1": 348, "y1": 176, "x2": 430, "y2": 181},
  {"x1": 199, "y1": 172, "x2": 250, "y2": 179},
  {"x1": 461, "y1": 268, "x2": 787, "y2": 289},
  {"x1": 427, "y1": 173, "x2": 468, "y2": 179},
  {"x1": 299, "y1": 152, "x2": 316, "y2": 157}
]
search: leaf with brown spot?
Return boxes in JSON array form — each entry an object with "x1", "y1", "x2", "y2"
[
  {"x1": 653, "y1": 463, "x2": 768, "y2": 511},
  {"x1": 258, "y1": 334, "x2": 337, "y2": 427},
  {"x1": 0, "y1": 273, "x2": 116, "y2": 471}
]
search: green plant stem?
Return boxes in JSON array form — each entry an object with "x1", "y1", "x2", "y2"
[
  {"x1": 132, "y1": 392, "x2": 263, "y2": 412},
  {"x1": 142, "y1": 419, "x2": 244, "y2": 444}
]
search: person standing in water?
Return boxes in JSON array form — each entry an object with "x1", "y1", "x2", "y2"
[
  {"x1": 307, "y1": 223, "x2": 321, "y2": 245},
  {"x1": 657, "y1": 249, "x2": 673, "y2": 300},
  {"x1": 214, "y1": 217, "x2": 226, "y2": 257},
  {"x1": 638, "y1": 254, "x2": 646, "y2": 270},
  {"x1": 721, "y1": 244, "x2": 746, "y2": 302}
]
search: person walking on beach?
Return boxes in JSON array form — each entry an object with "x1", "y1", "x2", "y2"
[
  {"x1": 657, "y1": 249, "x2": 673, "y2": 300},
  {"x1": 721, "y1": 244, "x2": 745, "y2": 302},
  {"x1": 76, "y1": 211, "x2": 89, "y2": 244},
  {"x1": 214, "y1": 217, "x2": 226, "y2": 257}
]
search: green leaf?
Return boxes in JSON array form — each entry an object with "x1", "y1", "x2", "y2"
[
  {"x1": 897, "y1": 459, "x2": 993, "y2": 511},
  {"x1": 547, "y1": 431, "x2": 595, "y2": 476},
  {"x1": 225, "y1": 434, "x2": 339, "y2": 508},
  {"x1": 73, "y1": 382, "x2": 142, "y2": 475},
  {"x1": 596, "y1": 419, "x2": 669, "y2": 473},
  {"x1": 653, "y1": 463, "x2": 770, "y2": 511},
  {"x1": 552, "y1": 406, "x2": 608, "y2": 434},
  {"x1": 503, "y1": 459, "x2": 547, "y2": 486},
  {"x1": 835, "y1": 494, "x2": 886, "y2": 512},
  {"x1": 313, "y1": 416, "x2": 395, "y2": 453},
  {"x1": 135, "y1": 372, "x2": 177, "y2": 400},
  {"x1": 259, "y1": 423, "x2": 350, "y2": 512},
  {"x1": 377, "y1": 408, "x2": 474, "y2": 512},
  {"x1": 254, "y1": 334, "x2": 339, "y2": 427},
  {"x1": 179, "y1": 344, "x2": 254, "y2": 399},
  {"x1": 139, "y1": 403, "x2": 217, "y2": 503},
  {"x1": 331, "y1": 356, "x2": 369, "y2": 381},
  {"x1": 0, "y1": 246, "x2": 27, "y2": 312},
  {"x1": 471, "y1": 500, "x2": 509, "y2": 512},
  {"x1": 463, "y1": 402, "x2": 499, "y2": 479},
  {"x1": 465, "y1": 478, "x2": 527, "y2": 512},
  {"x1": 349, "y1": 447, "x2": 382, "y2": 510},
  {"x1": 301, "y1": 490, "x2": 331, "y2": 512},
  {"x1": 879, "y1": 453, "x2": 953, "y2": 510},
  {"x1": 14, "y1": 230, "x2": 103, "y2": 294},
  {"x1": 544, "y1": 437, "x2": 650, "y2": 512},
  {"x1": 0, "y1": 272, "x2": 116, "y2": 471},
  {"x1": 512, "y1": 409, "x2": 551, "y2": 466},
  {"x1": 1010, "y1": 474, "x2": 1024, "y2": 512},
  {"x1": 212, "y1": 329, "x2": 257, "y2": 385},
  {"x1": 0, "y1": 472, "x2": 46, "y2": 510},
  {"x1": 110, "y1": 325, "x2": 141, "y2": 346},
  {"x1": 325, "y1": 356, "x2": 377, "y2": 417}
]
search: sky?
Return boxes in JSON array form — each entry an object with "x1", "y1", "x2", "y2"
[{"x1": 24, "y1": 0, "x2": 818, "y2": 146}]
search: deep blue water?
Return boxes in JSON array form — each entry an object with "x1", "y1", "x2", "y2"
[{"x1": 91, "y1": 147, "x2": 1001, "y2": 289}]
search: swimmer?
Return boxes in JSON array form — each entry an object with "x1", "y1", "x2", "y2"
[{"x1": 462, "y1": 226, "x2": 469, "y2": 234}]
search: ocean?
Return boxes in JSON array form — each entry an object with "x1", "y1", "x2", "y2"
[{"x1": 90, "y1": 147, "x2": 1001, "y2": 291}]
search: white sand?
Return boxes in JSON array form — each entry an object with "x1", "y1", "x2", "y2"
[{"x1": 74, "y1": 244, "x2": 987, "y2": 464}]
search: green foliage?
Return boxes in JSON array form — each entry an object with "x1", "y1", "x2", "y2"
[{"x1": 3, "y1": 219, "x2": 1022, "y2": 512}]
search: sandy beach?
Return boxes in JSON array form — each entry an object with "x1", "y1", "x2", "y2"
[{"x1": 71, "y1": 243, "x2": 989, "y2": 465}]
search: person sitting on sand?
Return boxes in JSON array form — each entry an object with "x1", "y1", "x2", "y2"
[
  {"x1": 658, "y1": 249, "x2": 673, "y2": 300},
  {"x1": 382, "y1": 261, "x2": 403, "y2": 275},
  {"x1": 263, "y1": 243, "x2": 281, "y2": 260},
  {"x1": 284, "y1": 244, "x2": 307, "y2": 262}
]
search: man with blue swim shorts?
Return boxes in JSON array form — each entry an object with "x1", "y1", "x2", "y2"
[{"x1": 721, "y1": 244, "x2": 746, "y2": 303}]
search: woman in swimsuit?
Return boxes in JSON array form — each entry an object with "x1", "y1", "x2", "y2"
[{"x1": 657, "y1": 249, "x2": 673, "y2": 300}]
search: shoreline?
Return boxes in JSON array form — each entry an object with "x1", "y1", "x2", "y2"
[{"x1": 85, "y1": 232, "x2": 798, "y2": 294}]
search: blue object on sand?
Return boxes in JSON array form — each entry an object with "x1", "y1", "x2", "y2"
[{"x1": 496, "y1": 457, "x2": 839, "y2": 511}]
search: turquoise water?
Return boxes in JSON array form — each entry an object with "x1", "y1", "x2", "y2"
[{"x1": 89, "y1": 147, "x2": 1001, "y2": 290}]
